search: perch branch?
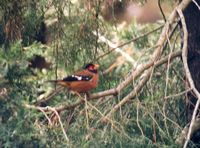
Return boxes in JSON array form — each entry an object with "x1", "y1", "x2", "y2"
[
  {"x1": 27, "y1": 50, "x2": 181, "y2": 112},
  {"x1": 35, "y1": 16, "x2": 179, "y2": 107},
  {"x1": 34, "y1": 0, "x2": 191, "y2": 113},
  {"x1": 55, "y1": 50, "x2": 181, "y2": 112}
]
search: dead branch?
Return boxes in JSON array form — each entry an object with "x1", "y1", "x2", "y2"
[
  {"x1": 50, "y1": 50, "x2": 182, "y2": 112},
  {"x1": 24, "y1": 104, "x2": 70, "y2": 143},
  {"x1": 96, "y1": 25, "x2": 164, "y2": 61},
  {"x1": 26, "y1": 50, "x2": 181, "y2": 113},
  {"x1": 192, "y1": 0, "x2": 200, "y2": 10},
  {"x1": 36, "y1": 86, "x2": 64, "y2": 105},
  {"x1": 103, "y1": 0, "x2": 192, "y2": 118},
  {"x1": 32, "y1": 0, "x2": 191, "y2": 117},
  {"x1": 35, "y1": 13, "x2": 179, "y2": 107},
  {"x1": 158, "y1": 0, "x2": 167, "y2": 22}
]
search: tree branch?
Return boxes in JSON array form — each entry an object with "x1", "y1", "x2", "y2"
[
  {"x1": 33, "y1": 0, "x2": 191, "y2": 116},
  {"x1": 158, "y1": 0, "x2": 166, "y2": 22},
  {"x1": 96, "y1": 25, "x2": 164, "y2": 61},
  {"x1": 27, "y1": 50, "x2": 181, "y2": 112},
  {"x1": 103, "y1": 0, "x2": 192, "y2": 118},
  {"x1": 24, "y1": 104, "x2": 70, "y2": 143}
]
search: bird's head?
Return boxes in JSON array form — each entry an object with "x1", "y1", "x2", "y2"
[{"x1": 84, "y1": 63, "x2": 99, "y2": 73}]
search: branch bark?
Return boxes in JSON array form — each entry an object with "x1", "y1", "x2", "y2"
[
  {"x1": 103, "y1": 0, "x2": 192, "y2": 118},
  {"x1": 32, "y1": 0, "x2": 192, "y2": 120},
  {"x1": 27, "y1": 50, "x2": 181, "y2": 112}
]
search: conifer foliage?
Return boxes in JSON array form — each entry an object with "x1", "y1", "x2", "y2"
[{"x1": 0, "y1": 0, "x2": 200, "y2": 147}]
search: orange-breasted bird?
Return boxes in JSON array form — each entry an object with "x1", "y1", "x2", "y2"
[{"x1": 48, "y1": 63, "x2": 99, "y2": 93}]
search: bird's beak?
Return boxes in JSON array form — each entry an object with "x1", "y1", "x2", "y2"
[{"x1": 94, "y1": 64, "x2": 100, "y2": 69}]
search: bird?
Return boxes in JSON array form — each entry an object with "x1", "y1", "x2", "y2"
[{"x1": 48, "y1": 63, "x2": 99, "y2": 93}]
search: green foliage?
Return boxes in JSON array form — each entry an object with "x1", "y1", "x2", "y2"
[{"x1": 0, "y1": 0, "x2": 194, "y2": 147}]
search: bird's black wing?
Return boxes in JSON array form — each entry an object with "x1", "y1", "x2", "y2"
[{"x1": 63, "y1": 75, "x2": 93, "y2": 82}]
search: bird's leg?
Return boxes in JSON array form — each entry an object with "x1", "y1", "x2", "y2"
[
  {"x1": 72, "y1": 91, "x2": 82, "y2": 98},
  {"x1": 70, "y1": 91, "x2": 84, "y2": 101},
  {"x1": 86, "y1": 92, "x2": 90, "y2": 98},
  {"x1": 72, "y1": 92, "x2": 90, "y2": 129}
]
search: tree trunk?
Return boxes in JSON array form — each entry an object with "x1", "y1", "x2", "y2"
[
  {"x1": 183, "y1": 0, "x2": 200, "y2": 121},
  {"x1": 183, "y1": 0, "x2": 200, "y2": 145},
  {"x1": 3, "y1": 0, "x2": 23, "y2": 45}
]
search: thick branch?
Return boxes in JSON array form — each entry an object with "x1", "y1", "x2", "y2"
[
  {"x1": 27, "y1": 50, "x2": 181, "y2": 112},
  {"x1": 103, "y1": 0, "x2": 192, "y2": 117},
  {"x1": 33, "y1": 0, "x2": 191, "y2": 114}
]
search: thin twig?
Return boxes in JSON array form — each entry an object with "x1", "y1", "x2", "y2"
[
  {"x1": 165, "y1": 88, "x2": 192, "y2": 99},
  {"x1": 32, "y1": 50, "x2": 181, "y2": 112},
  {"x1": 94, "y1": 31, "x2": 135, "y2": 64},
  {"x1": 158, "y1": 0, "x2": 167, "y2": 22},
  {"x1": 84, "y1": 94, "x2": 89, "y2": 129},
  {"x1": 38, "y1": 107, "x2": 52, "y2": 126},
  {"x1": 192, "y1": 0, "x2": 200, "y2": 10},
  {"x1": 96, "y1": 25, "x2": 164, "y2": 61},
  {"x1": 36, "y1": 86, "x2": 64, "y2": 105},
  {"x1": 47, "y1": 106, "x2": 70, "y2": 143},
  {"x1": 103, "y1": 0, "x2": 191, "y2": 121},
  {"x1": 24, "y1": 104, "x2": 70, "y2": 143},
  {"x1": 136, "y1": 100, "x2": 145, "y2": 137},
  {"x1": 163, "y1": 28, "x2": 174, "y2": 138}
]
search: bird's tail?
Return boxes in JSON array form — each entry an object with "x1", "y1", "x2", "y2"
[
  {"x1": 45, "y1": 80, "x2": 64, "y2": 85},
  {"x1": 46, "y1": 80, "x2": 69, "y2": 87},
  {"x1": 46, "y1": 80, "x2": 61, "y2": 83}
]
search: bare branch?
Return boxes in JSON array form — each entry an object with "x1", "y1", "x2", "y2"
[
  {"x1": 33, "y1": 0, "x2": 191, "y2": 116},
  {"x1": 94, "y1": 32, "x2": 136, "y2": 64},
  {"x1": 36, "y1": 86, "x2": 64, "y2": 105},
  {"x1": 158, "y1": 0, "x2": 167, "y2": 22},
  {"x1": 164, "y1": 88, "x2": 192, "y2": 99},
  {"x1": 24, "y1": 104, "x2": 70, "y2": 143},
  {"x1": 96, "y1": 25, "x2": 164, "y2": 61},
  {"x1": 103, "y1": 0, "x2": 192, "y2": 118},
  {"x1": 31, "y1": 50, "x2": 181, "y2": 112},
  {"x1": 192, "y1": 0, "x2": 200, "y2": 10}
]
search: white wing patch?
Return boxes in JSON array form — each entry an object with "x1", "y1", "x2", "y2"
[
  {"x1": 73, "y1": 75, "x2": 82, "y2": 80},
  {"x1": 63, "y1": 75, "x2": 93, "y2": 82}
]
